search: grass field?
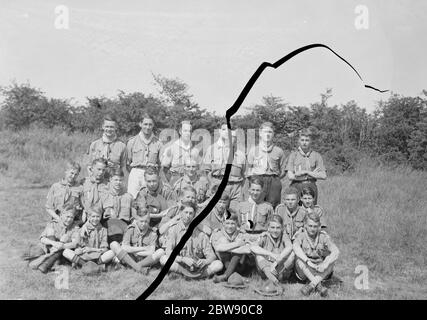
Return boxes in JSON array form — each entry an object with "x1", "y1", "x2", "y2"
[{"x1": 0, "y1": 129, "x2": 426, "y2": 300}]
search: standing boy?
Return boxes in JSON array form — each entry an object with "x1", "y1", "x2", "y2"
[
  {"x1": 246, "y1": 122, "x2": 287, "y2": 208},
  {"x1": 286, "y1": 129, "x2": 326, "y2": 205},
  {"x1": 126, "y1": 113, "x2": 163, "y2": 199}
]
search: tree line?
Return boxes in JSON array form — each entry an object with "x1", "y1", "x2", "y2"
[{"x1": 1, "y1": 75, "x2": 426, "y2": 172}]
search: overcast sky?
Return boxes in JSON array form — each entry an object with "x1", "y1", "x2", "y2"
[{"x1": 0, "y1": 0, "x2": 426, "y2": 115}]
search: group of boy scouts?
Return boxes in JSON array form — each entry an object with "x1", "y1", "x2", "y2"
[{"x1": 23, "y1": 113, "x2": 340, "y2": 298}]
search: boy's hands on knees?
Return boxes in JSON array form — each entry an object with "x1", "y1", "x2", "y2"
[
  {"x1": 316, "y1": 262, "x2": 328, "y2": 273},
  {"x1": 307, "y1": 260, "x2": 317, "y2": 269},
  {"x1": 196, "y1": 259, "x2": 208, "y2": 268},
  {"x1": 74, "y1": 248, "x2": 84, "y2": 255}
]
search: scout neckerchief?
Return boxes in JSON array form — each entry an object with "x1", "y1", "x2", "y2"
[
  {"x1": 109, "y1": 185, "x2": 125, "y2": 216},
  {"x1": 86, "y1": 176, "x2": 103, "y2": 206},
  {"x1": 213, "y1": 206, "x2": 226, "y2": 225},
  {"x1": 81, "y1": 221, "x2": 101, "y2": 248},
  {"x1": 216, "y1": 138, "x2": 230, "y2": 167},
  {"x1": 59, "y1": 178, "x2": 74, "y2": 205},
  {"x1": 303, "y1": 228, "x2": 320, "y2": 252},
  {"x1": 101, "y1": 133, "x2": 117, "y2": 161},
  {"x1": 297, "y1": 147, "x2": 312, "y2": 174},
  {"x1": 257, "y1": 142, "x2": 274, "y2": 171},
  {"x1": 221, "y1": 228, "x2": 241, "y2": 242},
  {"x1": 246, "y1": 197, "x2": 259, "y2": 226},
  {"x1": 266, "y1": 232, "x2": 283, "y2": 250},
  {"x1": 138, "y1": 131, "x2": 154, "y2": 145},
  {"x1": 285, "y1": 206, "x2": 300, "y2": 238},
  {"x1": 131, "y1": 221, "x2": 150, "y2": 247}
]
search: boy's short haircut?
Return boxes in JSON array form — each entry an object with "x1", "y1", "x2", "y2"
[
  {"x1": 135, "y1": 207, "x2": 150, "y2": 218},
  {"x1": 260, "y1": 121, "x2": 274, "y2": 131},
  {"x1": 179, "y1": 200, "x2": 197, "y2": 214},
  {"x1": 103, "y1": 114, "x2": 117, "y2": 123},
  {"x1": 144, "y1": 166, "x2": 159, "y2": 177},
  {"x1": 298, "y1": 128, "x2": 312, "y2": 138},
  {"x1": 283, "y1": 187, "x2": 300, "y2": 198},
  {"x1": 91, "y1": 158, "x2": 108, "y2": 167},
  {"x1": 269, "y1": 214, "x2": 283, "y2": 226},
  {"x1": 304, "y1": 212, "x2": 321, "y2": 225},
  {"x1": 140, "y1": 112, "x2": 154, "y2": 123},
  {"x1": 225, "y1": 213, "x2": 239, "y2": 224},
  {"x1": 61, "y1": 202, "x2": 77, "y2": 215},
  {"x1": 301, "y1": 186, "x2": 315, "y2": 198},
  {"x1": 179, "y1": 186, "x2": 197, "y2": 198},
  {"x1": 65, "y1": 161, "x2": 81, "y2": 173},
  {"x1": 249, "y1": 176, "x2": 264, "y2": 189},
  {"x1": 86, "y1": 206, "x2": 102, "y2": 217},
  {"x1": 110, "y1": 167, "x2": 124, "y2": 178}
]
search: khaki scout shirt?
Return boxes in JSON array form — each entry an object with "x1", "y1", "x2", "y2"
[
  {"x1": 40, "y1": 220, "x2": 80, "y2": 243},
  {"x1": 203, "y1": 140, "x2": 246, "y2": 182},
  {"x1": 210, "y1": 228, "x2": 247, "y2": 251},
  {"x1": 172, "y1": 175, "x2": 210, "y2": 200},
  {"x1": 88, "y1": 135, "x2": 127, "y2": 170},
  {"x1": 257, "y1": 231, "x2": 291, "y2": 254},
  {"x1": 246, "y1": 143, "x2": 287, "y2": 177},
  {"x1": 301, "y1": 205, "x2": 327, "y2": 228},
  {"x1": 134, "y1": 184, "x2": 174, "y2": 215},
  {"x1": 122, "y1": 223, "x2": 157, "y2": 248},
  {"x1": 81, "y1": 177, "x2": 109, "y2": 211},
  {"x1": 101, "y1": 187, "x2": 134, "y2": 222},
  {"x1": 275, "y1": 204, "x2": 306, "y2": 239},
  {"x1": 236, "y1": 198, "x2": 274, "y2": 233},
  {"x1": 78, "y1": 222, "x2": 108, "y2": 250},
  {"x1": 126, "y1": 133, "x2": 162, "y2": 169},
  {"x1": 166, "y1": 221, "x2": 216, "y2": 261},
  {"x1": 201, "y1": 206, "x2": 227, "y2": 231},
  {"x1": 46, "y1": 179, "x2": 82, "y2": 212},
  {"x1": 161, "y1": 139, "x2": 200, "y2": 174},
  {"x1": 293, "y1": 228, "x2": 339, "y2": 263},
  {"x1": 286, "y1": 147, "x2": 326, "y2": 181}
]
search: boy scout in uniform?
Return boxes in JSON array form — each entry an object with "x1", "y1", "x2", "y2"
[
  {"x1": 246, "y1": 122, "x2": 287, "y2": 208},
  {"x1": 203, "y1": 124, "x2": 246, "y2": 212},
  {"x1": 88, "y1": 114, "x2": 127, "y2": 178},
  {"x1": 37, "y1": 206, "x2": 80, "y2": 273},
  {"x1": 63, "y1": 208, "x2": 115, "y2": 271},
  {"x1": 110, "y1": 210, "x2": 165, "y2": 273},
  {"x1": 210, "y1": 214, "x2": 252, "y2": 283},
  {"x1": 81, "y1": 158, "x2": 109, "y2": 222},
  {"x1": 161, "y1": 120, "x2": 200, "y2": 186},
  {"x1": 300, "y1": 186, "x2": 327, "y2": 229},
  {"x1": 172, "y1": 156, "x2": 210, "y2": 205},
  {"x1": 293, "y1": 212, "x2": 339, "y2": 297},
  {"x1": 251, "y1": 215, "x2": 295, "y2": 288},
  {"x1": 201, "y1": 192, "x2": 230, "y2": 232},
  {"x1": 275, "y1": 187, "x2": 307, "y2": 240},
  {"x1": 286, "y1": 129, "x2": 326, "y2": 205},
  {"x1": 101, "y1": 168, "x2": 135, "y2": 243},
  {"x1": 126, "y1": 113, "x2": 163, "y2": 199},
  {"x1": 134, "y1": 167, "x2": 174, "y2": 227},
  {"x1": 236, "y1": 177, "x2": 274, "y2": 240},
  {"x1": 45, "y1": 161, "x2": 82, "y2": 222},
  {"x1": 160, "y1": 201, "x2": 223, "y2": 279}
]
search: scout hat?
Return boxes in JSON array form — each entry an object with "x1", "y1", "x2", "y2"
[
  {"x1": 223, "y1": 272, "x2": 248, "y2": 289},
  {"x1": 81, "y1": 261, "x2": 102, "y2": 276},
  {"x1": 21, "y1": 244, "x2": 45, "y2": 261},
  {"x1": 254, "y1": 280, "x2": 283, "y2": 297}
]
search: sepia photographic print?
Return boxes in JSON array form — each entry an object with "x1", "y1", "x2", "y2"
[{"x1": 0, "y1": 0, "x2": 426, "y2": 304}]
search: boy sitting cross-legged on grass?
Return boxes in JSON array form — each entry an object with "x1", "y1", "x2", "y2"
[
  {"x1": 63, "y1": 207, "x2": 115, "y2": 273},
  {"x1": 250, "y1": 215, "x2": 295, "y2": 292},
  {"x1": 45, "y1": 161, "x2": 83, "y2": 223},
  {"x1": 160, "y1": 201, "x2": 223, "y2": 279},
  {"x1": 34, "y1": 205, "x2": 80, "y2": 274},
  {"x1": 109, "y1": 208, "x2": 165, "y2": 274},
  {"x1": 210, "y1": 213, "x2": 252, "y2": 283},
  {"x1": 275, "y1": 187, "x2": 307, "y2": 240},
  {"x1": 293, "y1": 212, "x2": 339, "y2": 297}
]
